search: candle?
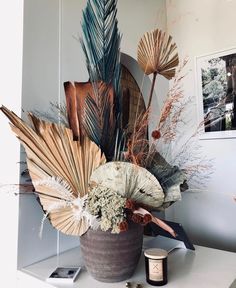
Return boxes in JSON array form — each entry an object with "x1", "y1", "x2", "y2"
[{"x1": 144, "y1": 248, "x2": 168, "y2": 286}]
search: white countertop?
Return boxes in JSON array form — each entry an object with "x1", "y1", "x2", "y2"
[{"x1": 17, "y1": 240, "x2": 236, "y2": 288}]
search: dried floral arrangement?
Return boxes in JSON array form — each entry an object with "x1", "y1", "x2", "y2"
[{"x1": 1, "y1": 0, "x2": 209, "y2": 238}]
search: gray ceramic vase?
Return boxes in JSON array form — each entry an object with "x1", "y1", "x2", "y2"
[{"x1": 80, "y1": 221, "x2": 143, "y2": 282}]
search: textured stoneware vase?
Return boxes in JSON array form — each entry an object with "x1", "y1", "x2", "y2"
[{"x1": 80, "y1": 222, "x2": 144, "y2": 282}]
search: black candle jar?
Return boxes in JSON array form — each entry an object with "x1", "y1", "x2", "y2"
[{"x1": 144, "y1": 248, "x2": 168, "y2": 286}]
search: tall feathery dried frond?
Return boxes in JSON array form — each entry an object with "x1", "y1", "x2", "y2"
[
  {"x1": 79, "y1": 0, "x2": 122, "y2": 160},
  {"x1": 81, "y1": 0, "x2": 121, "y2": 88},
  {"x1": 124, "y1": 110, "x2": 149, "y2": 166},
  {"x1": 157, "y1": 59, "x2": 188, "y2": 143},
  {"x1": 137, "y1": 29, "x2": 179, "y2": 79},
  {"x1": 64, "y1": 0, "x2": 122, "y2": 159}
]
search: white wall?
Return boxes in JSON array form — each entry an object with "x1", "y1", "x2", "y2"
[
  {"x1": 0, "y1": 0, "x2": 24, "y2": 285},
  {"x1": 165, "y1": 0, "x2": 236, "y2": 252},
  {"x1": 19, "y1": 0, "x2": 80, "y2": 268}
]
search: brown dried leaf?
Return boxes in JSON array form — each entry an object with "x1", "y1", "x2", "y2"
[{"x1": 137, "y1": 29, "x2": 179, "y2": 80}]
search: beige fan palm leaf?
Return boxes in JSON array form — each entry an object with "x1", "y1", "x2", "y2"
[
  {"x1": 1, "y1": 106, "x2": 105, "y2": 236},
  {"x1": 90, "y1": 161, "x2": 177, "y2": 237},
  {"x1": 90, "y1": 161, "x2": 164, "y2": 209},
  {"x1": 137, "y1": 29, "x2": 179, "y2": 108}
]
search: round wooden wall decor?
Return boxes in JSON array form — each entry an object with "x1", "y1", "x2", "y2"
[{"x1": 121, "y1": 64, "x2": 146, "y2": 133}]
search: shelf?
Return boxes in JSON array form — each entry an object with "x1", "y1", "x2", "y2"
[{"x1": 18, "y1": 242, "x2": 236, "y2": 288}]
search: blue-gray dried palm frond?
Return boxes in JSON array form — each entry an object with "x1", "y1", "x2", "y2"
[
  {"x1": 83, "y1": 83, "x2": 121, "y2": 160},
  {"x1": 64, "y1": 0, "x2": 123, "y2": 159},
  {"x1": 146, "y1": 151, "x2": 187, "y2": 209},
  {"x1": 81, "y1": 0, "x2": 121, "y2": 88}
]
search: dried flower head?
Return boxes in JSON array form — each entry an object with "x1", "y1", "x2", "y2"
[
  {"x1": 119, "y1": 221, "x2": 129, "y2": 232},
  {"x1": 151, "y1": 130, "x2": 161, "y2": 140},
  {"x1": 131, "y1": 213, "x2": 143, "y2": 224},
  {"x1": 87, "y1": 185, "x2": 126, "y2": 233},
  {"x1": 125, "y1": 199, "x2": 137, "y2": 211},
  {"x1": 143, "y1": 214, "x2": 152, "y2": 224}
]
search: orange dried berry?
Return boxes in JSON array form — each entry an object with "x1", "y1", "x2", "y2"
[
  {"x1": 151, "y1": 130, "x2": 161, "y2": 140},
  {"x1": 119, "y1": 221, "x2": 128, "y2": 232},
  {"x1": 131, "y1": 213, "x2": 143, "y2": 224},
  {"x1": 125, "y1": 199, "x2": 136, "y2": 210},
  {"x1": 143, "y1": 214, "x2": 152, "y2": 224}
]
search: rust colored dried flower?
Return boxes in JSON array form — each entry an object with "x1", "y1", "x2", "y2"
[
  {"x1": 119, "y1": 221, "x2": 129, "y2": 232},
  {"x1": 151, "y1": 130, "x2": 161, "y2": 140},
  {"x1": 125, "y1": 199, "x2": 136, "y2": 211},
  {"x1": 143, "y1": 214, "x2": 152, "y2": 224},
  {"x1": 131, "y1": 213, "x2": 143, "y2": 224}
]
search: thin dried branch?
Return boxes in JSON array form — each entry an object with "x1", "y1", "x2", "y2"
[
  {"x1": 124, "y1": 110, "x2": 149, "y2": 166},
  {"x1": 157, "y1": 58, "x2": 188, "y2": 143}
]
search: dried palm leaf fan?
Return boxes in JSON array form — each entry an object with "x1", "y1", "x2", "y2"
[
  {"x1": 0, "y1": 106, "x2": 105, "y2": 236},
  {"x1": 90, "y1": 161, "x2": 165, "y2": 209},
  {"x1": 137, "y1": 29, "x2": 179, "y2": 108}
]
